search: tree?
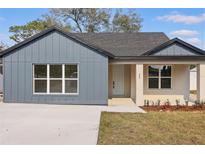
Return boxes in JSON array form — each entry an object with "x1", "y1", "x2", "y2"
[
  {"x1": 9, "y1": 15, "x2": 71, "y2": 43},
  {"x1": 112, "y1": 9, "x2": 142, "y2": 32},
  {"x1": 50, "y1": 9, "x2": 142, "y2": 33},
  {"x1": 9, "y1": 9, "x2": 142, "y2": 43},
  {"x1": 50, "y1": 8, "x2": 111, "y2": 32},
  {"x1": 0, "y1": 42, "x2": 7, "y2": 52}
]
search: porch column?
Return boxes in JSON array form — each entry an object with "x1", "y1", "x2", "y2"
[
  {"x1": 136, "y1": 64, "x2": 144, "y2": 106},
  {"x1": 197, "y1": 64, "x2": 205, "y2": 101}
]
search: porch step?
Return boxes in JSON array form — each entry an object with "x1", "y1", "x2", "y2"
[{"x1": 108, "y1": 98, "x2": 135, "y2": 106}]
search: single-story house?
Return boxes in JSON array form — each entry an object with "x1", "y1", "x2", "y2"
[{"x1": 1, "y1": 26, "x2": 205, "y2": 106}]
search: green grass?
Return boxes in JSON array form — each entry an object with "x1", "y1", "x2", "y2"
[{"x1": 98, "y1": 112, "x2": 205, "y2": 145}]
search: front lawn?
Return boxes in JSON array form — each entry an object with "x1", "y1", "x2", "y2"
[{"x1": 98, "y1": 112, "x2": 205, "y2": 144}]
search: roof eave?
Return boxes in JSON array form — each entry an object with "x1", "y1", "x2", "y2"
[
  {"x1": 142, "y1": 38, "x2": 205, "y2": 56},
  {"x1": 0, "y1": 26, "x2": 114, "y2": 58},
  {"x1": 113, "y1": 55, "x2": 205, "y2": 60}
]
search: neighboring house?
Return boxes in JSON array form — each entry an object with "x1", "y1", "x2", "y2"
[
  {"x1": 1, "y1": 26, "x2": 205, "y2": 106},
  {"x1": 190, "y1": 67, "x2": 197, "y2": 91}
]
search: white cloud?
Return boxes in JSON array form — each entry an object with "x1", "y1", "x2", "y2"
[
  {"x1": 186, "y1": 37, "x2": 201, "y2": 46},
  {"x1": 169, "y1": 29, "x2": 203, "y2": 49},
  {"x1": 157, "y1": 13, "x2": 205, "y2": 24},
  {"x1": 170, "y1": 11, "x2": 179, "y2": 14},
  {"x1": 170, "y1": 29, "x2": 199, "y2": 37}
]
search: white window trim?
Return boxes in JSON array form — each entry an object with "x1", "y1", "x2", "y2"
[
  {"x1": 47, "y1": 64, "x2": 50, "y2": 94},
  {"x1": 148, "y1": 65, "x2": 172, "y2": 89},
  {"x1": 33, "y1": 64, "x2": 79, "y2": 95},
  {"x1": 64, "y1": 64, "x2": 79, "y2": 95}
]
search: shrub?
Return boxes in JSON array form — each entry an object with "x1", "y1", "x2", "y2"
[
  {"x1": 144, "y1": 100, "x2": 150, "y2": 107},
  {"x1": 176, "y1": 99, "x2": 180, "y2": 106},
  {"x1": 157, "y1": 99, "x2": 161, "y2": 106},
  {"x1": 165, "y1": 99, "x2": 170, "y2": 106},
  {"x1": 185, "y1": 100, "x2": 189, "y2": 106}
]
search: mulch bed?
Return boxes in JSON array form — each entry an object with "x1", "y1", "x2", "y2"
[{"x1": 141, "y1": 105, "x2": 205, "y2": 112}]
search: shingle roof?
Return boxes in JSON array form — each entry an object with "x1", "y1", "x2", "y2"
[
  {"x1": 71, "y1": 32, "x2": 169, "y2": 56},
  {"x1": 1, "y1": 26, "x2": 204, "y2": 59}
]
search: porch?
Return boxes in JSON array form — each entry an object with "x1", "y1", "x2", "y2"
[{"x1": 108, "y1": 62, "x2": 205, "y2": 106}]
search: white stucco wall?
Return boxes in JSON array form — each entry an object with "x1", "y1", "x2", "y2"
[
  {"x1": 143, "y1": 64, "x2": 190, "y2": 105},
  {"x1": 197, "y1": 64, "x2": 205, "y2": 101},
  {"x1": 190, "y1": 68, "x2": 197, "y2": 91},
  {"x1": 108, "y1": 64, "x2": 191, "y2": 105}
]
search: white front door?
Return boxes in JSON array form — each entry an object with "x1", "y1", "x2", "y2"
[{"x1": 112, "y1": 65, "x2": 124, "y2": 96}]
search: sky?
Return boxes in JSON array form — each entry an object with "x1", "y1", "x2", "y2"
[{"x1": 0, "y1": 8, "x2": 205, "y2": 49}]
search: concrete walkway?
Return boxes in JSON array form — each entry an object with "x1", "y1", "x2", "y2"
[{"x1": 0, "y1": 103, "x2": 144, "y2": 145}]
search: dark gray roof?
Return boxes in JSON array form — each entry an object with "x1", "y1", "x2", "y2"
[
  {"x1": 71, "y1": 32, "x2": 169, "y2": 56},
  {"x1": 1, "y1": 26, "x2": 204, "y2": 59}
]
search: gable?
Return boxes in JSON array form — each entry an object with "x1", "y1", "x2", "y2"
[
  {"x1": 142, "y1": 38, "x2": 205, "y2": 56},
  {"x1": 153, "y1": 44, "x2": 197, "y2": 56},
  {"x1": 0, "y1": 27, "x2": 113, "y2": 58},
  {"x1": 4, "y1": 31, "x2": 108, "y2": 64}
]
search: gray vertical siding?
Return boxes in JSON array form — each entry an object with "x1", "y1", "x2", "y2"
[
  {"x1": 154, "y1": 44, "x2": 196, "y2": 56},
  {"x1": 3, "y1": 31, "x2": 108, "y2": 105}
]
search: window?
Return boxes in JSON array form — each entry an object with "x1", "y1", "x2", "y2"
[
  {"x1": 65, "y1": 65, "x2": 78, "y2": 93},
  {"x1": 33, "y1": 64, "x2": 79, "y2": 94},
  {"x1": 34, "y1": 65, "x2": 47, "y2": 93},
  {"x1": 148, "y1": 66, "x2": 159, "y2": 88},
  {"x1": 148, "y1": 65, "x2": 171, "y2": 89},
  {"x1": 160, "y1": 66, "x2": 171, "y2": 89},
  {"x1": 50, "y1": 65, "x2": 62, "y2": 93}
]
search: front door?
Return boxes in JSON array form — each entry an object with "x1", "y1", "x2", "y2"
[{"x1": 112, "y1": 65, "x2": 124, "y2": 96}]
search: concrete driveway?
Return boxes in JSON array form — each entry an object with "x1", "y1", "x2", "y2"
[
  {"x1": 0, "y1": 103, "x2": 104, "y2": 145},
  {"x1": 0, "y1": 103, "x2": 144, "y2": 145}
]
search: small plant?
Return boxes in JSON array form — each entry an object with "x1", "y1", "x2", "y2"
[
  {"x1": 201, "y1": 100, "x2": 205, "y2": 106},
  {"x1": 157, "y1": 99, "x2": 161, "y2": 106},
  {"x1": 185, "y1": 100, "x2": 189, "y2": 106},
  {"x1": 176, "y1": 99, "x2": 180, "y2": 106},
  {"x1": 147, "y1": 100, "x2": 150, "y2": 106},
  {"x1": 194, "y1": 100, "x2": 199, "y2": 106},
  {"x1": 198, "y1": 100, "x2": 205, "y2": 108},
  {"x1": 144, "y1": 100, "x2": 150, "y2": 107},
  {"x1": 200, "y1": 100, "x2": 203, "y2": 106},
  {"x1": 144, "y1": 100, "x2": 147, "y2": 106},
  {"x1": 165, "y1": 99, "x2": 170, "y2": 106},
  {"x1": 151, "y1": 101, "x2": 155, "y2": 106}
]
